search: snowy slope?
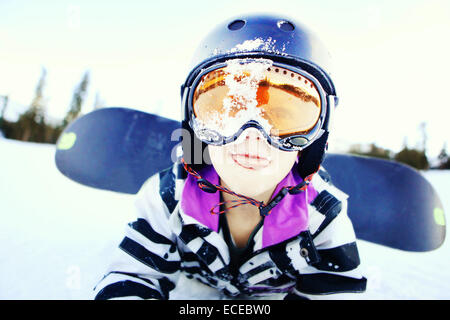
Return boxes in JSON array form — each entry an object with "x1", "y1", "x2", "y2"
[
  {"x1": 0, "y1": 137, "x2": 136, "y2": 299},
  {"x1": 0, "y1": 137, "x2": 449, "y2": 300}
]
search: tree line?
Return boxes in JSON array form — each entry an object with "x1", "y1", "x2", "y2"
[
  {"x1": 0, "y1": 67, "x2": 102, "y2": 144},
  {"x1": 348, "y1": 140, "x2": 450, "y2": 170},
  {"x1": 347, "y1": 121, "x2": 450, "y2": 170}
]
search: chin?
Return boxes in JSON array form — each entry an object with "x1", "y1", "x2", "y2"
[{"x1": 225, "y1": 167, "x2": 278, "y2": 196}]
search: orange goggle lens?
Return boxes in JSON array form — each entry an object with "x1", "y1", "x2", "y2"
[{"x1": 192, "y1": 65, "x2": 322, "y2": 138}]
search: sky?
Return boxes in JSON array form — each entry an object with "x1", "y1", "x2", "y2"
[{"x1": 1, "y1": 0, "x2": 449, "y2": 158}]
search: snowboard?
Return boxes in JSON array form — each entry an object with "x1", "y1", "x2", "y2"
[{"x1": 55, "y1": 107, "x2": 446, "y2": 252}]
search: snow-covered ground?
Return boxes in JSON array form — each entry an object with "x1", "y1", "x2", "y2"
[{"x1": 1, "y1": 137, "x2": 449, "y2": 300}]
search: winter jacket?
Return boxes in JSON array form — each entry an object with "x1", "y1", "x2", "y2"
[{"x1": 93, "y1": 161, "x2": 367, "y2": 300}]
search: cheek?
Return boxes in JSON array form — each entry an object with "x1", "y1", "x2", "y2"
[
  {"x1": 208, "y1": 145, "x2": 234, "y2": 168},
  {"x1": 278, "y1": 150, "x2": 299, "y2": 169},
  {"x1": 267, "y1": 149, "x2": 298, "y2": 178}
]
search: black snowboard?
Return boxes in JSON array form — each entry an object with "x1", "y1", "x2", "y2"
[{"x1": 55, "y1": 107, "x2": 446, "y2": 252}]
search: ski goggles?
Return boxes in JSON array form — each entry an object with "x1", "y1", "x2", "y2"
[{"x1": 187, "y1": 59, "x2": 329, "y2": 151}]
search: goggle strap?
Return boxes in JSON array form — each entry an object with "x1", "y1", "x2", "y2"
[{"x1": 324, "y1": 95, "x2": 337, "y2": 132}]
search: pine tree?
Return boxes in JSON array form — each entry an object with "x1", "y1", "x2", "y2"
[
  {"x1": 0, "y1": 95, "x2": 8, "y2": 119},
  {"x1": 419, "y1": 122, "x2": 427, "y2": 153},
  {"x1": 437, "y1": 143, "x2": 450, "y2": 169},
  {"x1": 0, "y1": 95, "x2": 8, "y2": 135},
  {"x1": 0, "y1": 94, "x2": 8, "y2": 120},
  {"x1": 62, "y1": 71, "x2": 90, "y2": 127},
  {"x1": 17, "y1": 67, "x2": 47, "y2": 142}
]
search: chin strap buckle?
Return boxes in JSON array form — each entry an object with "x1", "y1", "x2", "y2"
[
  {"x1": 259, "y1": 188, "x2": 289, "y2": 217},
  {"x1": 197, "y1": 178, "x2": 218, "y2": 193}
]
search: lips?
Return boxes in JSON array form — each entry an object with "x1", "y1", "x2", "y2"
[{"x1": 231, "y1": 153, "x2": 271, "y2": 170}]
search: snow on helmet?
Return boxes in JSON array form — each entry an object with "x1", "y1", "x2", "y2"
[{"x1": 180, "y1": 13, "x2": 338, "y2": 178}]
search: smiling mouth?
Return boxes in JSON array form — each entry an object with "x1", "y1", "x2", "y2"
[{"x1": 231, "y1": 153, "x2": 271, "y2": 170}]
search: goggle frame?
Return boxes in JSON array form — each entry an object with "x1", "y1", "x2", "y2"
[{"x1": 185, "y1": 59, "x2": 331, "y2": 151}]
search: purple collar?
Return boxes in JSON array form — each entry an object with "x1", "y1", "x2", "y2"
[{"x1": 180, "y1": 165, "x2": 317, "y2": 248}]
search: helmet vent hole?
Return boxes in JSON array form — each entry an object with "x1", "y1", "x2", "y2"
[
  {"x1": 228, "y1": 19, "x2": 246, "y2": 31},
  {"x1": 278, "y1": 20, "x2": 295, "y2": 32}
]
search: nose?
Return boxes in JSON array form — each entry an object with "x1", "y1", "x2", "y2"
[
  {"x1": 229, "y1": 127, "x2": 271, "y2": 158},
  {"x1": 232, "y1": 127, "x2": 271, "y2": 151},
  {"x1": 241, "y1": 127, "x2": 265, "y2": 142}
]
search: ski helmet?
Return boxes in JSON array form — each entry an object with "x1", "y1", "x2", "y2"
[{"x1": 180, "y1": 13, "x2": 338, "y2": 179}]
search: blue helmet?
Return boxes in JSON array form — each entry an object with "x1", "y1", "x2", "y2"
[{"x1": 181, "y1": 13, "x2": 338, "y2": 177}]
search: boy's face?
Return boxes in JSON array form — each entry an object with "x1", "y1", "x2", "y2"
[{"x1": 208, "y1": 127, "x2": 298, "y2": 199}]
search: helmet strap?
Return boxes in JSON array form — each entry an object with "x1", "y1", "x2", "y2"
[{"x1": 180, "y1": 156, "x2": 317, "y2": 217}]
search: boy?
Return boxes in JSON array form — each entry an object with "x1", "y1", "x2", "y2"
[{"x1": 94, "y1": 13, "x2": 366, "y2": 300}]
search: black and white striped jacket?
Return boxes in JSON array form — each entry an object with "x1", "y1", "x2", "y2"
[{"x1": 93, "y1": 163, "x2": 367, "y2": 300}]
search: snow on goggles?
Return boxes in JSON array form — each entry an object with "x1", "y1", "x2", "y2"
[{"x1": 188, "y1": 59, "x2": 328, "y2": 151}]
